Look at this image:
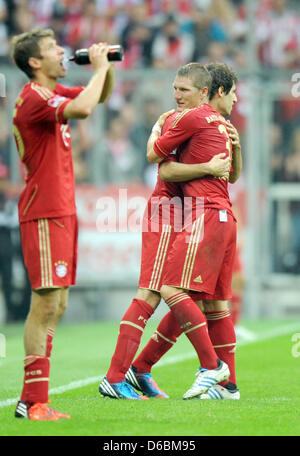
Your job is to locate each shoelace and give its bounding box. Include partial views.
[195,367,208,377]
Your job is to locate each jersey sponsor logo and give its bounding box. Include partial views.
[47,95,67,108]
[55,261,68,278]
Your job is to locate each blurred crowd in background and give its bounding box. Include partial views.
[0,0,299,70]
[0,0,299,184]
[1,0,300,320]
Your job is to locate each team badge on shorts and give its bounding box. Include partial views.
[55,261,68,278]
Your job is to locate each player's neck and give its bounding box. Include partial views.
[32,73,56,91]
[208,100,224,116]
[208,99,219,113]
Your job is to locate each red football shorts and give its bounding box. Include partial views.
[20,215,78,290]
[138,216,176,292]
[162,208,237,300]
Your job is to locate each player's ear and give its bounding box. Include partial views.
[218,86,225,98]
[202,86,209,97]
[28,56,42,72]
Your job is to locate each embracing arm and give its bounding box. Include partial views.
[229,146,242,183]
[146,110,175,163]
[159,153,231,182]
[147,128,163,163]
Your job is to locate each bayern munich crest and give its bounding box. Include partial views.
[55,261,68,278]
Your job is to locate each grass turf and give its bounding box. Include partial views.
[0,319,300,436]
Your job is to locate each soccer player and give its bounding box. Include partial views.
[99,63,231,400]
[11,28,114,420]
[143,62,242,399]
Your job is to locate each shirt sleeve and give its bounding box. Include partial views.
[27,90,72,125]
[154,110,200,159]
[55,84,85,99]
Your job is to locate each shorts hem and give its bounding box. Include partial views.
[162,284,212,294]
[138,286,161,293]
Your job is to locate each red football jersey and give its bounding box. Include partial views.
[13,82,84,222]
[154,103,234,216]
[145,111,184,228]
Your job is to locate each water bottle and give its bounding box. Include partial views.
[69,45,124,64]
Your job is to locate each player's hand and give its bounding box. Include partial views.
[208,153,231,180]
[151,109,175,136]
[226,120,241,150]
[88,43,110,71]
[157,109,175,128]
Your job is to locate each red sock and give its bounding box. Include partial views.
[133,311,182,373]
[46,328,55,358]
[166,293,218,369]
[206,310,237,385]
[230,294,242,326]
[107,298,154,383]
[21,355,50,404]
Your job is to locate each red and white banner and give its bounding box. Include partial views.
[75,183,152,285]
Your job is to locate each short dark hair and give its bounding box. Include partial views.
[11,27,55,79]
[205,62,238,100]
[176,63,212,92]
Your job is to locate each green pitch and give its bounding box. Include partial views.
[0,318,299,436]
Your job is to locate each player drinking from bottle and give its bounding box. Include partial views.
[11,27,114,420]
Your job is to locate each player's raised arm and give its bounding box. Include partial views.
[226,120,242,183]
[159,153,231,182]
[63,43,111,119]
[99,64,115,103]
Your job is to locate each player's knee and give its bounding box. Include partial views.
[203,299,229,312]
[136,288,161,309]
[31,289,60,323]
[57,297,68,318]
[160,285,176,302]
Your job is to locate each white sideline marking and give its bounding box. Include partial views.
[0,322,299,408]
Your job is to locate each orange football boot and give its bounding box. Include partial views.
[28,403,70,421]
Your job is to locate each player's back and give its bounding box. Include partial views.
[178,104,233,215]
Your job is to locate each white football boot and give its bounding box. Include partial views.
[183,360,230,400]
[200,384,240,400]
